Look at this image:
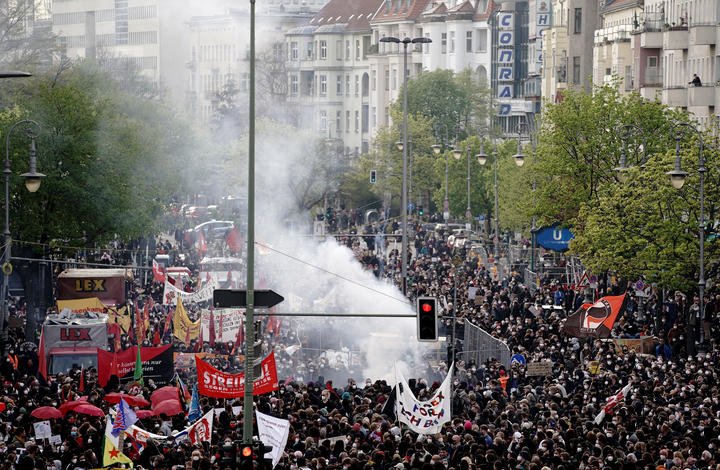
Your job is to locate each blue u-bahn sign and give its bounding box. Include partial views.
[534,223,575,251]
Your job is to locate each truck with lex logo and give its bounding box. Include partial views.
[43,311,108,375]
[56,268,133,307]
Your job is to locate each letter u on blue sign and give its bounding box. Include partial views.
[499,32,513,46]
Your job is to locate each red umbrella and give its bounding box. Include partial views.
[153,399,183,416]
[104,393,150,407]
[59,400,88,415]
[31,406,63,419]
[135,409,154,419]
[151,386,180,406]
[73,404,105,417]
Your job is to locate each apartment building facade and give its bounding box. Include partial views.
[631,0,719,127]
[593,0,642,93]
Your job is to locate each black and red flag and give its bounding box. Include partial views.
[561,293,627,338]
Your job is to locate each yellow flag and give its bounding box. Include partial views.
[173,298,200,343]
[103,435,133,468]
[107,306,132,334]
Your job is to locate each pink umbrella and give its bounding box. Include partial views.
[153,399,183,416]
[31,406,63,419]
[73,404,105,417]
[151,386,180,406]
[104,393,150,407]
[135,410,154,419]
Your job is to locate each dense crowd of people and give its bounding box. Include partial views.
[1,213,719,470]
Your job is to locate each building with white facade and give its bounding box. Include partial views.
[593,0,642,94]
[50,0,189,103]
[285,0,383,156]
[185,7,313,123]
[631,0,719,127]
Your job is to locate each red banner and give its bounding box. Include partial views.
[196,351,278,398]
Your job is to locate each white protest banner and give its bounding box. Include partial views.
[395,364,453,434]
[33,421,51,440]
[201,309,244,343]
[49,435,62,445]
[174,410,214,445]
[163,278,218,305]
[256,411,290,469]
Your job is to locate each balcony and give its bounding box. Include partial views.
[662,87,687,107]
[690,24,716,45]
[639,30,663,48]
[663,27,688,50]
[688,85,714,106]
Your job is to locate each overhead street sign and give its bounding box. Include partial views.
[213,289,285,309]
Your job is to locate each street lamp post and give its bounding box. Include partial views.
[667,123,704,355]
[451,130,472,227]
[380,35,431,295]
[2,120,45,342]
[432,123,449,221]
[615,124,647,183]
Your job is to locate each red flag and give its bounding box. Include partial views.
[135,306,144,343]
[218,311,223,344]
[152,259,166,283]
[108,323,123,352]
[153,329,161,346]
[195,323,204,353]
[267,315,281,338]
[195,352,279,398]
[163,306,174,339]
[232,318,244,355]
[561,293,628,338]
[37,326,47,380]
[198,232,207,256]
[225,226,242,252]
[79,366,85,393]
[110,351,119,377]
[209,309,216,348]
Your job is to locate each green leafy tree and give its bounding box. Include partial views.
[533,80,686,226]
[1,62,203,248]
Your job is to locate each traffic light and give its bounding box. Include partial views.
[239,444,254,470]
[418,206,423,216]
[416,297,438,341]
[255,441,274,470]
[221,442,237,468]
[370,169,376,183]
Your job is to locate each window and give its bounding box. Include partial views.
[290,75,298,94]
[572,56,581,84]
[320,111,327,130]
[624,65,632,90]
[356,40,360,59]
[466,31,472,52]
[371,106,377,127]
[371,70,377,91]
[424,33,431,52]
[290,42,298,59]
[355,75,359,95]
[336,75,342,95]
[320,75,327,95]
[385,70,390,90]
[355,111,359,132]
[449,31,455,53]
[392,69,397,90]
[336,40,342,60]
[320,40,327,59]
[346,40,351,60]
[336,111,342,132]
[384,107,389,125]
[478,29,487,51]
[346,111,350,132]
[574,8,582,34]
[345,74,350,95]
[306,42,313,58]
[441,33,447,53]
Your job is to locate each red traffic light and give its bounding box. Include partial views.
[421,303,432,312]
[241,446,253,457]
